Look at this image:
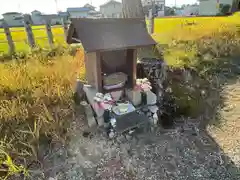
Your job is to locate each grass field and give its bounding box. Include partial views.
[1,14,240,179]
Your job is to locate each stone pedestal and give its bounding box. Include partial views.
[83,85,157,128]
[126,89,157,106]
[146,91,157,105]
[83,85,123,126]
[80,101,97,128]
[126,89,141,106]
[83,85,104,118]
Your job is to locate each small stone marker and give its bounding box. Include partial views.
[146,91,157,105]
[126,89,141,106]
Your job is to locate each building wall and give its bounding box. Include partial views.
[199,0,233,15]
[156,0,165,17]
[0,20,3,28]
[142,0,165,17]
[142,0,152,6]
[51,17,62,25]
[32,15,45,25]
[219,0,233,5]
[2,14,23,27]
[32,11,41,16]
[142,0,165,6]
[100,2,122,18]
[68,11,89,18]
[199,0,218,15]
[183,5,199,15]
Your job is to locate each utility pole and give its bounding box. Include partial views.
[151,0,155,15]
[54,0,58,13]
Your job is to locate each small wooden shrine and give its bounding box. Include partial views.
[67,18,156,93]
[67,18,167,135]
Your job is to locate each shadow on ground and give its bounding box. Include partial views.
[162,55,240,179]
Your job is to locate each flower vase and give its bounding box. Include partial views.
[141,91,147,106]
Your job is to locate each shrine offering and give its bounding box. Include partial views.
[135,78,152,92]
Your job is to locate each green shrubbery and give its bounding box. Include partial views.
[165,28,240,120]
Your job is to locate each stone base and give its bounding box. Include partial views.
[83,85,104,118]
[83,85,123,126]
[81,101,97,128]
[83,85,157,128]
[126,89,157,106]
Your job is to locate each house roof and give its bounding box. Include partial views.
[2,12,22,16]
[83,3,95,9]
[31,10,41,13]
[41,14,61,20]
[67,7,90,12]
[14,17,24,20]
[58,11,69,16]
[88,10,100,14]
[67,18,156,52]
[100,0,121,7]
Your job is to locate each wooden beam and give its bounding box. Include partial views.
[23,15,35,48]
[2,21,15,54]
[45,19,54,48]
[96,51,103,92]
[132,49,137,88]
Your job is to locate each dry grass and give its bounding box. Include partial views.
[0,48,85,179]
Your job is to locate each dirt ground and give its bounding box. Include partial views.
[32,109,239,180]
[208,80,240,171]
[28,69,240,180]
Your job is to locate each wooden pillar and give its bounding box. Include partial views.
[96,51,103,92]
[23,15,35,48]
[84,51,103,92]
[2,21,15,54]
[148,9,154,34]
[127,49,137,88]
[45,19,54,48]
[62,17,68,41]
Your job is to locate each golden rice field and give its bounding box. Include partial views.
[152,13,240,66]
[0,25,66,54]
[1,13,240,54]
[153,13,240,43]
